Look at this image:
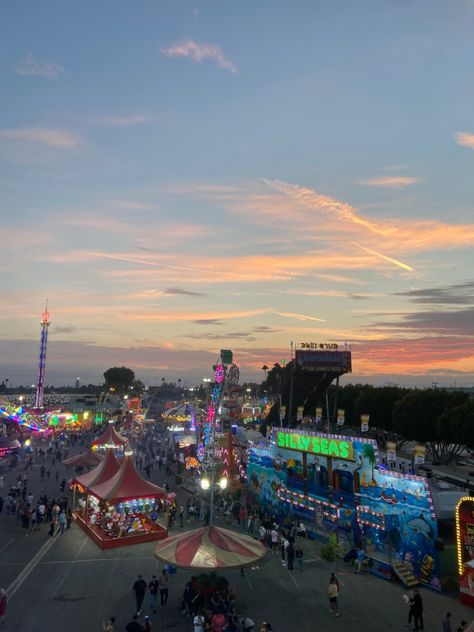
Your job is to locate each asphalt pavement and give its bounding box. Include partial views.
[1,447,473,632]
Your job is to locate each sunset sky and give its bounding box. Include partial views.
[1,1,474,387]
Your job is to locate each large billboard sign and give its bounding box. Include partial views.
[275,430,355,461]
[295,349,352,373]
[456,496,474,607]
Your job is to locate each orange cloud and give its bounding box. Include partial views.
[361,176,419,188]
[455,132,474,149]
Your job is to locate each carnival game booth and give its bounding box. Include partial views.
[91,419,129,452]
[248,427,441,591]
[74,449,168,549]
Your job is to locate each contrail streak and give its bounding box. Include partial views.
[353,242,414,272]
[274,311,326,322]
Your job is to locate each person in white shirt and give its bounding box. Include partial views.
[270,529,278,552]
[193,612,205,632]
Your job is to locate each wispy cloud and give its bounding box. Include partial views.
[161,39,237,74]
[164,287,205,297]
[455,132,474,149]
[16,52,65,79]
[361,176,419,188]
[393,281,474,305]
[0,127,80,148]
[264,178,396,236]
[93,115,150,128]
[194,319,224,326]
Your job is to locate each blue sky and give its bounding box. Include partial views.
[1,0,474,387]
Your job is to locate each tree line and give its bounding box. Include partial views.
[263,362,474,465]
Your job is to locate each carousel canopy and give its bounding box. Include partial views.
[71,449,121,488]
[88,454,167,504]
[162,402,206,423]
[154,526,267,570]
[91,423,128,448]
[63,450,103,469]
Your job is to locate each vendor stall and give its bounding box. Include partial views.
[91,420,129,452]
[74,449,168,549]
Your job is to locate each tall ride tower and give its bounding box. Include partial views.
[35,303,50,410]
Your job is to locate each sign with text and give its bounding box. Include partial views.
[298,342,339,350]
[361,414,369,433]
[276,430,355,461]
[295,349,352,373]
[414,444,426,465]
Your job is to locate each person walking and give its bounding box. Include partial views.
[58,510,66,534]
[102,616,115,631]
[179,505,185,527]
[356,547,365,573]
[270,528,278,553]
[412,588,423,631]
[406,590,415,628]
[143,615,152,632]
[295,544,304,572]
[132,575,147,615]
[194,611,205,632]
[287,541,295,571]
[66,507,72,529]
[158,569,169,607]
[149,575,159,613]
[442,613,452,632]
[328,574,340,617]
[457,621,467,632]
[0,588,7,627]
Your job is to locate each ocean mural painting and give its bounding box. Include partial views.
[247,427,440,590]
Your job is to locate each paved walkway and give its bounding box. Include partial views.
[1,441,473,631]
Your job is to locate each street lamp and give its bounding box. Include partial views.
[218,477,228,490]
[200,477,210,490]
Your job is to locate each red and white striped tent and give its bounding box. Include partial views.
[63,450,103,469]
[154,526,266,570]
[71,449,121,489]
[91,422,128,450]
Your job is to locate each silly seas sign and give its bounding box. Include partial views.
[275,430,355,461]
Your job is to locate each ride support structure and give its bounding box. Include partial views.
[35,304,50,410]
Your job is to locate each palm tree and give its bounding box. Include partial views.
[362,444,377,484]
[261,365,268,381]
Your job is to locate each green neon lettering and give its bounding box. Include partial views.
[299,436,311,451]
[277,432,285,448]
[321,438,329,455]
[339,442,349,459]
[289,434,297,449]
[328,440,339,457]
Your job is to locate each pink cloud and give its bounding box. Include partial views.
[0,127,80,148]
[455,132,474,149]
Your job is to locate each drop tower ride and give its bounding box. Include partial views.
[35,304,50,409]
